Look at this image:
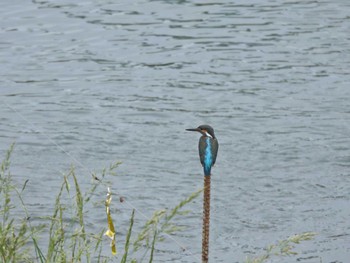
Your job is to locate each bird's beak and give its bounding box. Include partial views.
[186,128,200,132]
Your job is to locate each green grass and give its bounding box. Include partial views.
[0,144,203,263]
[244,232,317,263]
[0,144,316,263]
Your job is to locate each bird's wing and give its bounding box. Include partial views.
[199,136,206,166]
[198,137,219,166]
[212,138,219,165]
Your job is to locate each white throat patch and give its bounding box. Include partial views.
[204,131,213,138]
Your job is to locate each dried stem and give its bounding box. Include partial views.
[202,175,211,263]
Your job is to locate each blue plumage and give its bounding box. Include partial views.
[203,137,212,176]
[186,125,219,176]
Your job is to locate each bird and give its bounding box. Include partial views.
[186,124,219,176]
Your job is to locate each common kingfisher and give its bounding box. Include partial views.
[186,125,219,176]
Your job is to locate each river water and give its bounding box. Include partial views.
[1,0,350,262]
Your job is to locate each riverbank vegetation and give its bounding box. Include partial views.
[0,144,315,262]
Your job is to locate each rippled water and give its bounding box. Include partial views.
[1,0,350,262]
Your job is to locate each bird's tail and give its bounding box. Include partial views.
[204,166,211,176]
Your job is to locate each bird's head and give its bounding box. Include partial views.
[186,124,216,139]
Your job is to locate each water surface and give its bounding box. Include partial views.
[1,0,350,262]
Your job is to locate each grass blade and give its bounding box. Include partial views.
[121,209,135,263]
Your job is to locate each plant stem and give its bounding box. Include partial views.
[202,175,211,263]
